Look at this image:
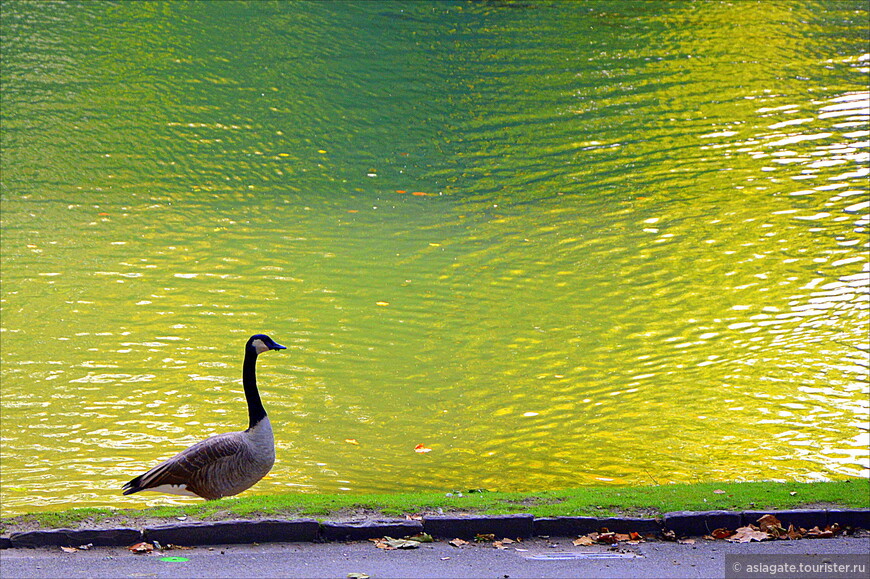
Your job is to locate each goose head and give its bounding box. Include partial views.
[247,334,287,355]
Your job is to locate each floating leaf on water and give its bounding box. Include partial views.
[345,439,360,445]
[396,190,407,194]
[414,444,432,453]
[712,489,726,494]
[376,301,390,307]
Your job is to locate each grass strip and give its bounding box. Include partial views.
[2,479,867,533]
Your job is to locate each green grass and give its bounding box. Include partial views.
[2,480,867,533]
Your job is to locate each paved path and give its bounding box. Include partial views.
[2,536,868,578]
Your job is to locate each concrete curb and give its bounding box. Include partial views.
[3,509,867,549]
[320,519,422,542]
[423,514,535,539]
[8,528,142,549]
[143,519,319,546]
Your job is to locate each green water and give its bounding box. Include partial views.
[1,1,868,516]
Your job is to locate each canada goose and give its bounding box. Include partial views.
[122,334,285,500]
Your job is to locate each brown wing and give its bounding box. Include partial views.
[122,432,245,499]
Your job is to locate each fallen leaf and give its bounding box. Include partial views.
[375,301,389,307]
[396,190,407,194]
[499,538,515,544]
[713,489,726,494]
[710,528,735,540]
[757,514,786,537]
[782,524,802,540]
[129,542,154,553]
[77,543,93,550]
[596,532,618,544]
[805,526,834,539]
[408,533,433,543]
[573,536,594,546]
[414,444,432,453]
[347,574,370,579]
[789,491,797,496]
[412,192,427,196]
[60,546,78,553]
[756,514,782,532]
[372,536,421,550]
[726,526,771,543]
[345,439,360,445]
[678,538,695,545]
[661,529,677,541]
[474,533,495,542]
[615,533,631,542]
[628,532,643,541]
[448,538,468,547]
[493,541,508,550]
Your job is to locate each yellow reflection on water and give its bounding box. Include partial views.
[1,1,867,516]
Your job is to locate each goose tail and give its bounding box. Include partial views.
[122,476,144,495]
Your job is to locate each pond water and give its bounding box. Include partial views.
[1,1,868,516]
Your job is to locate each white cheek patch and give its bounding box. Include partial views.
[251,339,269,354]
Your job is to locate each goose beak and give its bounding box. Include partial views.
[271,342,287,351]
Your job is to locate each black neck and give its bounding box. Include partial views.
[243,348,267,429]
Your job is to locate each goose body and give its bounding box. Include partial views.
[122,334,285,500]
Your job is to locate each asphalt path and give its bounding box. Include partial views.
[2,536,868,579]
